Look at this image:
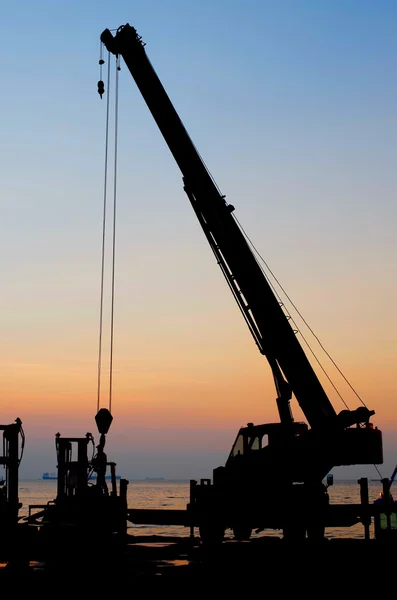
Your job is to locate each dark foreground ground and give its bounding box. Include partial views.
[1,532,396,590]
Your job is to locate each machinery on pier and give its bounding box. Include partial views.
[28,409,128,542]
[0,418,24,529]
[100,24,383,542]
[0,418,25,558]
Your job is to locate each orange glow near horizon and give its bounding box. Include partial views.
[2,318,396,441]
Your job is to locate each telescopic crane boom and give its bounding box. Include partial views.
[100,24,382,540]
[100,24,376,432]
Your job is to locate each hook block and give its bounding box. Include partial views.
[95,408,113,434]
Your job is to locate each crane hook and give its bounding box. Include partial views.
[97,79,105,98]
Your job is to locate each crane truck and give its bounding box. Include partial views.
[100,24,383,542]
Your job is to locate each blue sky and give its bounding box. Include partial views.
[2,1,395,284]
[1,1,396,479]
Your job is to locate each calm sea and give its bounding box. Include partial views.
[17,478,387,540]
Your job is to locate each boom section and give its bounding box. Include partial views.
[100,24,337,429]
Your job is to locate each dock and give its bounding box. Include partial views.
[1,532,397,588]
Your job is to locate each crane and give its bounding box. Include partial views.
[100,24,383,541]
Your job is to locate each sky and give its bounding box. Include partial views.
[1,0,396,481]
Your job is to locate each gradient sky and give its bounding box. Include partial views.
[1,1,396,481]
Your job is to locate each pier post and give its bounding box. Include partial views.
[358,477,370,540]
[189,480,196,539]
[381,478,392,530]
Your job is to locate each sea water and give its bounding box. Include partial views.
[17,478,386,540]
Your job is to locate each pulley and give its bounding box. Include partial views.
[95,408,113,435]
